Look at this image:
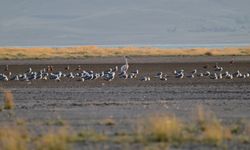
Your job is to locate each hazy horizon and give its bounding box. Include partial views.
[1,0,250,47]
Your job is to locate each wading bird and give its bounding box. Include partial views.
[120,56,129,73]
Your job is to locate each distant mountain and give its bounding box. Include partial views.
[0,0,250,46]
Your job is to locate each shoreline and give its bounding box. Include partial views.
[0,56,250,65]
[0,46,250,60]
[1,43,250,49]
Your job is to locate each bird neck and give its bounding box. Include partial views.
[125,58,128,66]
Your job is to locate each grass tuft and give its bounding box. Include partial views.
[35,127,71,150]
[0,126,29,150]
[3,90,15,110]
[138,115,183,143]
[100,118,116,126]
[194,105,232,145]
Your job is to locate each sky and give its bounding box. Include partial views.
[0,0,250,47]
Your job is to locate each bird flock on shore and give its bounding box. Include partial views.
[0,57,249,83]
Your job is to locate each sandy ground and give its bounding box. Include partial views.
[0,56,250,149]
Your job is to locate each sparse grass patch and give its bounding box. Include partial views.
[44,119,65,126]
[72,130,108,142]
[100,118,116,126]
[0,103,249,149]
[16,118,27,126]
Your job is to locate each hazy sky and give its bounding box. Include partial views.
[0,0,250,46]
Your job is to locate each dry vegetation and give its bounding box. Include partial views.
[0,46,250,59]
[0,126,29,150]
[99,117,116,126]
[3,90,15,110]
[0,110,249,150]
[135,106,234,147]
[0,87,15,110]
[0,101,250,149]
[35,127,71,150]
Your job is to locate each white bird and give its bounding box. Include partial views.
[191,69,197,74]
[104,72,115,81]
[0,74,8,81]
[155,72,163,78]
[197,73,204,77]
[120,56,129,73]
[176,72,184,79]
[140,76,150,81]
[27,67,32,73]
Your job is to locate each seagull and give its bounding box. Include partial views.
[140,76,150,81]
[26,67,32,73]
[226,74,233,79]
[155,72,163,78]
[14,75,19,81]
[204,71,211,76]
[103,72,115,81]
[80,78,85,82]
[215,66,223,72]
[65,65,70,70]
[128,69,139,78]
[246,73,250,77]
[68,72,75,78]
[176,72,184,79]
[197,73,204,77]
[218,73,223,79]
[112,66,118,72]
[174,69,184,75]
[210,73,218,80]
[120,73,128,79]
[76,65,81,71]
[191,69,197,74]
[131,69,139,75]
[160,76,168,81]
[187,74,195,78]
[0,74,8,81]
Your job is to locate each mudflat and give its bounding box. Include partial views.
[1,56,250,149]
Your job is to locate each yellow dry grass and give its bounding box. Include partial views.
[0,46,250,59]
[99,118,116,126]
[138,115,183,143]
[193,105,232,145]
[3,90,15,110]
[0,87,15,110]
[0,104,249,149]
[35,127,71,150]
[0,126,29,150]
[201,119,232,145]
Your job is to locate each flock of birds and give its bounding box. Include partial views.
[0,57,249,83]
